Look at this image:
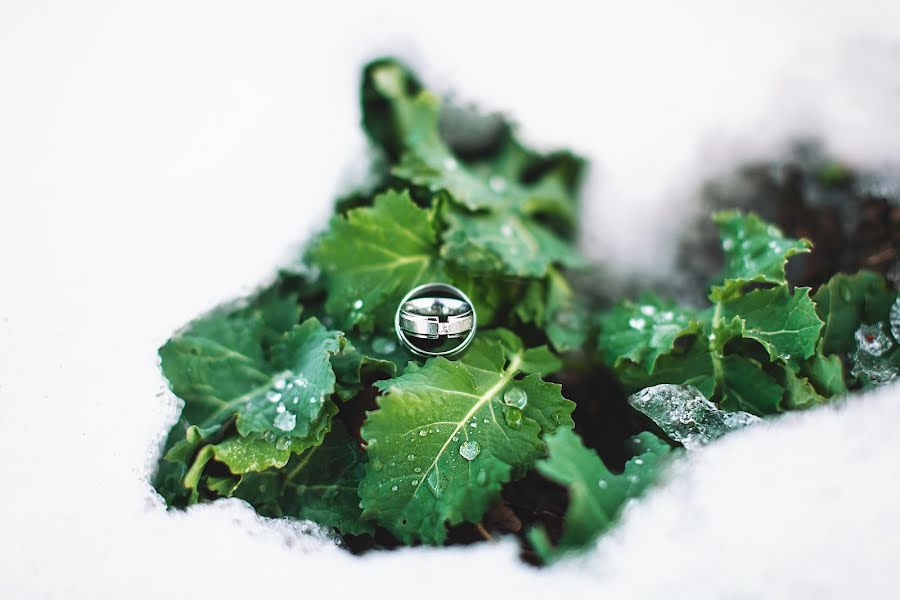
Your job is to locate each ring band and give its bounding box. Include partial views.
[399,297,474,339]
[395,283,478,358]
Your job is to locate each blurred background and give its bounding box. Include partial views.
[1,1,899,598]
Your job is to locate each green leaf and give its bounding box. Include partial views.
[543,267,589,353]
[441,208,582,279]
[718,354,783,415]
[712,210,811,290]
[358,331,574,544]
[529,429,675,562]
[153,419,210,507]
[160,316,345,454]
[720,286,823,361]
[779,362,827,411]
[616,333,717,398]
[813,271,896,355]
[310,189,443,331]
[364,60,576,222]
[797,351,847,398]
[234,421,374,535]
[597,294,701,373]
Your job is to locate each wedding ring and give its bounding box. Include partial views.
[395,283,477,358]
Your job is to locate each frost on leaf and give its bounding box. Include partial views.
[628,384,761,449]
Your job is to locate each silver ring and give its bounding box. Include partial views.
[395,283,477,358]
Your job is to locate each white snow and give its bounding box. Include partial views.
[1,1,900,598]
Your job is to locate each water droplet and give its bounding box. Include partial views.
[275,437,291,451]
[634,458,644,465]
[722,238,735,251]
[407,454,415,461]
[263,430,276,443]
[661,311,674,321]
[309,395,321,404]
[273,379,286,391]
[597,479,608,489]
[503,386,528,409]
[628,475,639,484]
[273,411,296,431]
[443,157,458,171]
[276,402,286,413]
[418,430,427,437]
[629,317,646,330]
[411,480,419,486]
[414,467,422,473]
[500,224,514,237]
[855,322,893,356]
[482,417,490,424]
[459,440,481,461]
[426,470,448,497]
[503,406,523,429]
[452,435,459,442]
[489,175,507,193]
[476,468,487,485]
[266,390,282,402]
[391,485,398,492]
[469,421,477,428]
[370,457,383,472]
[372,336,397,355]
[352,299,364,310]
[640,305,656,316]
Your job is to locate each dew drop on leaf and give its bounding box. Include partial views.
[263,430,276,443]
[275,437,291,451]
[273,411,296,432]
[629,317,646,330]
[476,468,487,485]
[597,479,608,489]
[418,430,427,437]
[276,402,286,413]
[266,391,281,403]
[391,485,398,492]
[352,299,364,310]
[503,386,528,409]
[407,454,415,461]
[489,175,507,193]
[503,405,523,429]
[426,470,448,497]
[459,440,481,461]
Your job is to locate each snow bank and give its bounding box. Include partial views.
[1,1,899,597]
